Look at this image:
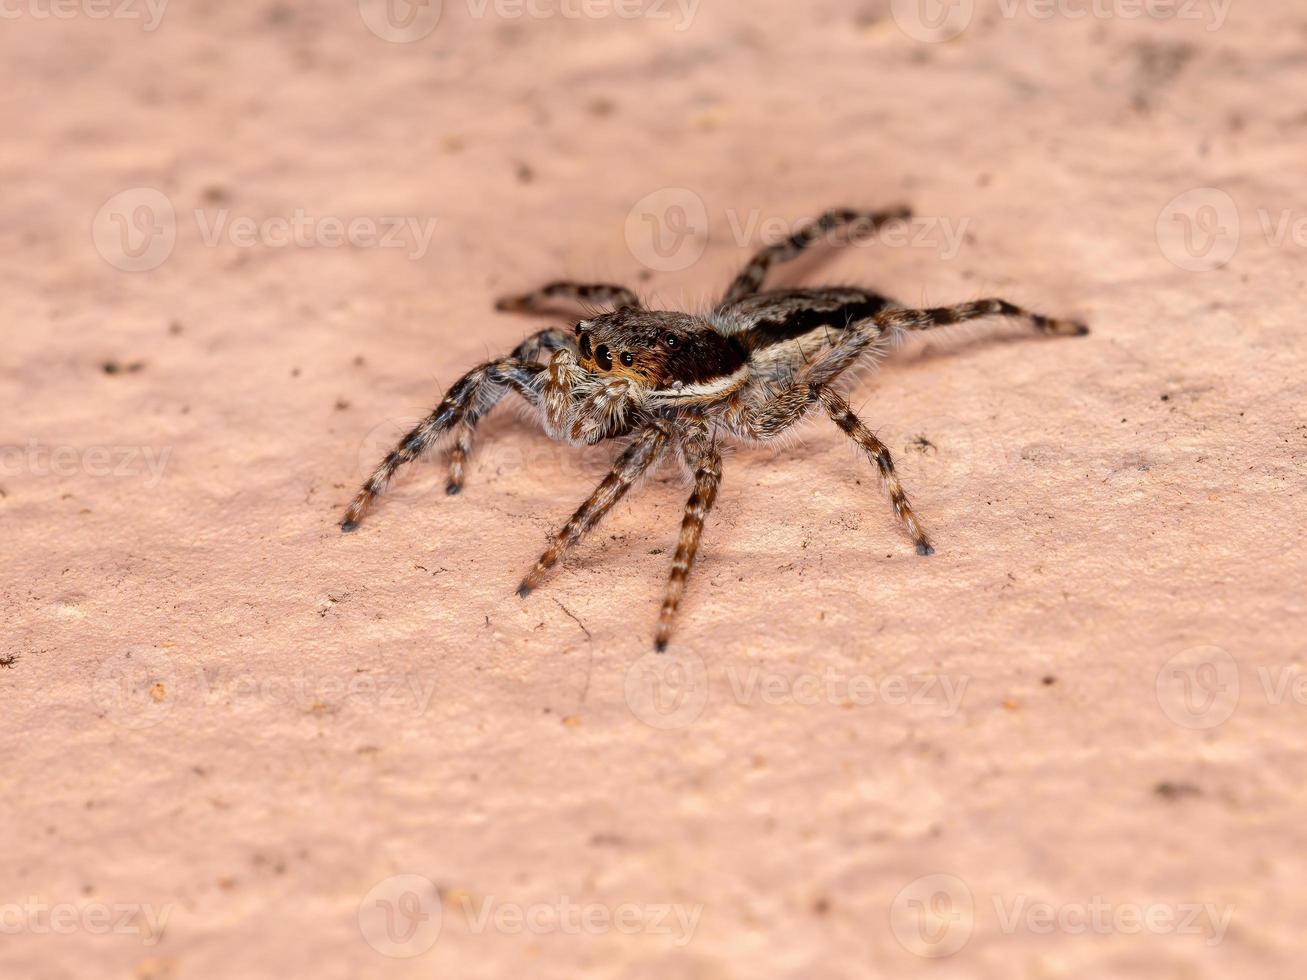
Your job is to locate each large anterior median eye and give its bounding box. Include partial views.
[579,333,592,359]
[594,344,613,371]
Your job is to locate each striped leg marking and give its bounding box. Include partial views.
[877,298,1089,338]
[517,424,669,596]
[719,205,912,306]
[654,425,723,652]
[443,328,573,494]
[818,388,933,556]
[496,281,641,315]
[803,297,1089,389]
[341,359,543,531]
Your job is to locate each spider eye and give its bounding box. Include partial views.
[619,352,634,367]
[664,334,679,349]
[579,333,592,359]
[595,344,613,371]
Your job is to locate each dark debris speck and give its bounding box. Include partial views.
[102,360,145,375]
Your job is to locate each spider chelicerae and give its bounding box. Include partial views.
[342,206,1088,650]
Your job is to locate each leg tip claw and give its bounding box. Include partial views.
[446,482,462,496]
[516,582,533,599]
[340,520,359,534]
[917,543,935,556]
[1047,319,1090,338]
[654,638,669,654]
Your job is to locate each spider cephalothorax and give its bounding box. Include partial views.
[342,206,1088,650]
[575,310,748,401]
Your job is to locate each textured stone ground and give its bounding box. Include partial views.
[3,1,1305,977]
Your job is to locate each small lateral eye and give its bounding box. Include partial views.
[664,334,679,349]
[619,352,634,367]
[579,333,592,358]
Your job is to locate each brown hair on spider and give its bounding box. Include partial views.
[574,309,747,391]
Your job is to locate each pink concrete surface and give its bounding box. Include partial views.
[3,1,1305,977]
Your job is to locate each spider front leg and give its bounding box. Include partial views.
[654,421,723,652]
[517,423,670,596]
[341,357,544,531]
[719,205,912,306]
[541,348,642,446]
[495,281,641,315]
[444,328,574,495]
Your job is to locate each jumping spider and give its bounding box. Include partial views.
[342,206,1087,650]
